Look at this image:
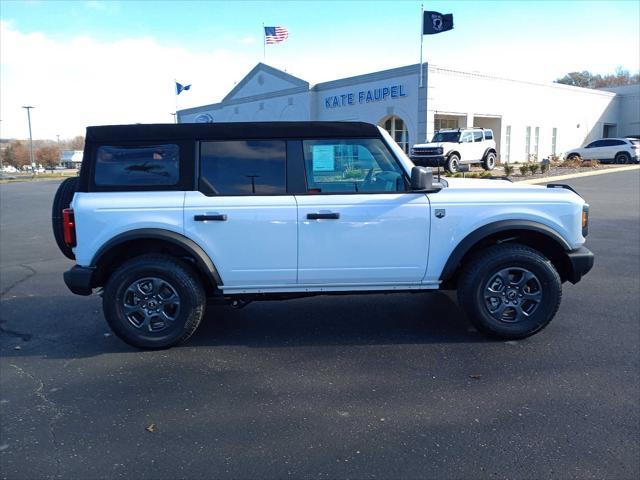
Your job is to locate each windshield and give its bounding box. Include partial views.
[377,126,414,173]
[432,131,460,143]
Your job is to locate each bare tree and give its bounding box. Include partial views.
[556,67,639,89]
[1,140,31,169]
[36,145,61,171]
[69,136,85,151]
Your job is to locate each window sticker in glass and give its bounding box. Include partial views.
[95,144,179,186]
[302,139,405,194]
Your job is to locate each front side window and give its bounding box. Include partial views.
[302,139,406,193]
[200,140,286,195]
[461,132,473,143]
[95,144,179,186]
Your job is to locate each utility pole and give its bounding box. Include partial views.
[170,113,177,124]
[22,106,35,177]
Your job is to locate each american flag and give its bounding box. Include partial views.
[264,26,288,44]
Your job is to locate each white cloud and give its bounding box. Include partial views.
[240,36,256,45]
[0,21,256,139]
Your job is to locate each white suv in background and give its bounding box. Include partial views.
[411,128,498,173]
[565,138,639,164]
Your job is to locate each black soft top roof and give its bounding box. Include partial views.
[85,122,381,143]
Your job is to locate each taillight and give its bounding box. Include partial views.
[62,208,76,247]
[582,204,589,237]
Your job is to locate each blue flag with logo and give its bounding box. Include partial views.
[176,82,191,95]
[423,11,454,35]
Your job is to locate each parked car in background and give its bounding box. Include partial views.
[410,127,498,173]
[565,138,639,164]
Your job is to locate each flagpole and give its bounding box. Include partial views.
[419,4,424,88]
[174,78,178,123]
[262,23,266,62]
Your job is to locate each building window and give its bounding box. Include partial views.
[551,128,557,156]
[381,116,409,153]
[434,118,458,130]
[534,127,540,160]
[505,126,511,163]
[525,126,531,160]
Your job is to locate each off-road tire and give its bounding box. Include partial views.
[51,177,79,260]
[567,153,581,162]
[446,154,460,173]
[482,152,497,171]
[615,152,630,164]
[457,243,562,340]
[103,254,206,349]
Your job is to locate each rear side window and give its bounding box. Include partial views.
[473,131,483,142]
[95,145,180,186]
[484,130,494,140]
[200,140,286,195]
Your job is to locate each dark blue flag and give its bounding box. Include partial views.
[423,11,454,35]
[176,82,191,95]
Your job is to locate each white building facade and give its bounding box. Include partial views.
[178,63,639,163]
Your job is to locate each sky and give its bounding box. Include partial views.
[1,0,639,140]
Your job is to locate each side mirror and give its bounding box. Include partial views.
[411,166,433,191]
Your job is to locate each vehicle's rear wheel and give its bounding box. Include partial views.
[482,152,497,171]
[615,152,630,164]
[457,244,562,339]
[103,255,206,349]
[51,177,79,260]
[446,154,460,173]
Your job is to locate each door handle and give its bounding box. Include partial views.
[307,212,340,220]
[194,214,227,221]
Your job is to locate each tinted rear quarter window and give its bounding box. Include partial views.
[95,144,180,186]
[200,140,286,195]
[484,130,493,140]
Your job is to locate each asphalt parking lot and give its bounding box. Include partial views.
[1,170,639,480]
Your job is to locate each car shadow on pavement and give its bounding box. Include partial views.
[189,291,484,349]
[0,291,486,359]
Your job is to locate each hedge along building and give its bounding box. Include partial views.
[178,62,639,163]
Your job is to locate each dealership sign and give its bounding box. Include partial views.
[324,84,407,109]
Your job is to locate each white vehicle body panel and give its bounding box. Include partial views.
[295,193,431,285]
[72,191,185,266]
[183,192,298,287]
[71,127,588,296]
[424,178,585,283]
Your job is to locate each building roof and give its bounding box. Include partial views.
[85,122,381,142]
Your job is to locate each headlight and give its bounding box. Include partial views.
[436,147,443,155]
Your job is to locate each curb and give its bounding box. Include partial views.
[517,165,640,185]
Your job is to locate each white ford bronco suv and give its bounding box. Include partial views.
[53,122,593,349]
[411,127,497,173]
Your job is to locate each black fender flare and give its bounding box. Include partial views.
[482,148,497,160]
[440,220,571,282]
[91,228,223,286]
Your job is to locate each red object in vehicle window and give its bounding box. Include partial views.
[308,188,321,194]
[62,208,76,247]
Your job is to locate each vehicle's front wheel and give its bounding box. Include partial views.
[482,152,497,171]
[446,154,460,173]
[103,255,206,349]
[615,152,630,164]
[567,153,581,162]
[457,244,562,339]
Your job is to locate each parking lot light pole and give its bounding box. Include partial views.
[22,106,35,177]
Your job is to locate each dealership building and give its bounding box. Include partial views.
[178,62,640,162]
